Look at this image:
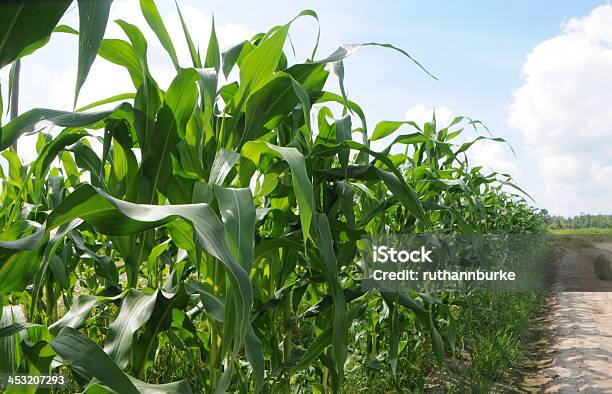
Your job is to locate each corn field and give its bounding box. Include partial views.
[0,1,546,393]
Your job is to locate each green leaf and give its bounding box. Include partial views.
[0,305,26,373]
[0,249,45,295]
[298,9,320,60]
[0,80,3,122]
[51,327,140,394]
[176,1,201,68]
[243,72,298,141]
[104,289,157,369]
[290,76,312,137]
[48,294,108,335]
[140,68,200,201]
[390,309,401,377]
[312,141,429,225]
[374,167,428,225]
[241,141,315,243]
[131,285,190,378]
[99,39,144,87]
[0,322,40,338]
[231,25,289,111]
[129,376,193,394]
[185,281,225,322]
[115,20,149,71]
[221,41,244,78]
[60,150,80,186]
[77,92,136,112]
[245,323,264,390]
[314,91,367,134]
[314,42,437,81]
[214,185,264,388]
[32,128,90,198]
[241,64,325,144]
[49,254,70,290]
[50,23,140,85]
[214,186,255,270]
[314,213,348,385]
[71,141,106,191]
[455,135,510,156]
[139,0,179,70]
[205,17,220,73]
[209,148,240,187]
[0,0,71,68]
[0,104,130,152]
[75,0,114,106]
[71,232,120,287]
[371,120,421,141]
[429,315,445,365]
[83,377,193,394]
[6,60,17,121]
[1,150,23,189]
[289,327,332,373]
[335,115,352,173]
[133,75,162,155]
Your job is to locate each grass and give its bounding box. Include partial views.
[452,291,545,392]
[551,227,612,235]
[551,227,612,246]
[342,291,546,393]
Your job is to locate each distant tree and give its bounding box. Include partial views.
[549,214,612,229]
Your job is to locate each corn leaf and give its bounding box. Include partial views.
[51,327,141,394]
[0,0,71,68]
[75,0,114,106]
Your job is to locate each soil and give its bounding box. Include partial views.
[516,242,612,393]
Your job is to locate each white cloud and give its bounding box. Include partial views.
[468,140,520,176]
[405,104,454,127]
[509,4,612,215]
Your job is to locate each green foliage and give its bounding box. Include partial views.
[548,213,612,230]
[75,0,114,106]
[0,0,71,69]
[454,291,544,393]
[0,1,546,392]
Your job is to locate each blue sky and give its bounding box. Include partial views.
[2,0,612,216]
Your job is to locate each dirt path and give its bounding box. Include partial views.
[532,243,612,393]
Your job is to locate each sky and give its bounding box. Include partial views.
[1,0,612,216]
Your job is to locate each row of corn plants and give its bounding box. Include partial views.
[0,1,546,392]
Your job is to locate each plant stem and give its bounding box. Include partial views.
[209,259,221,388]
[10,59,20,151]
[282,293,292,392]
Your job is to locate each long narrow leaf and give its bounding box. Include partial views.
[75,0,114,106]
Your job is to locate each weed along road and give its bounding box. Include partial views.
[536,242,612,392]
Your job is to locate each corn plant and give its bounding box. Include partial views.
[0,1,545,392]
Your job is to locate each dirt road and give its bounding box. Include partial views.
[536,243,612,393]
